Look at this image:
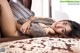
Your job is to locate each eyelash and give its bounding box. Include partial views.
[61,28,66,34]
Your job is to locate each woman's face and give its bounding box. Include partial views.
[51,20,72,35]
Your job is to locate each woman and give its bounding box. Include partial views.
[19,18,80,38]
[0,0,80,38]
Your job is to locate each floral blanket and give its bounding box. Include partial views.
[0,37,80,53]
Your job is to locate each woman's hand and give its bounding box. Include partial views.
[20,20,31,34]
[20,16,36,34]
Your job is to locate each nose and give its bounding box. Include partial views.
[55,24,63,28]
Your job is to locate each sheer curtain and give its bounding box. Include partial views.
[51,0,69,21]
[31,0,49,18]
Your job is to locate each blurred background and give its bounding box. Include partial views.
[31,0,80,23]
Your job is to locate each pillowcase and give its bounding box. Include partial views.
[9,0,35,20]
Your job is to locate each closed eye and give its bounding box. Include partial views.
[61,28,66,34]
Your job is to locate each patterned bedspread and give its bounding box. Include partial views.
[0,37,80,53]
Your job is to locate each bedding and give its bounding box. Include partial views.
[9,0,34,20]
[0,37,80,53]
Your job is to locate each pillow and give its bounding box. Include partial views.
[9,0,34,20]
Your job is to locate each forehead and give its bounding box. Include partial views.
[59,20,71,26]
[58,20,71,24]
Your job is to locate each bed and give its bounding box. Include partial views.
[0,37,80,53]
[0,0,80,53]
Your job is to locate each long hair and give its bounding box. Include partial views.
[63,20,80,38]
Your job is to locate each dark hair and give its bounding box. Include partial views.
[63,20,80,38]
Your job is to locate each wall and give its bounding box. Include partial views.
[52,0,69,21]
[60,0,80,23]
[31,0,80,23]
[31,0,49,17]
[52,0,80,23]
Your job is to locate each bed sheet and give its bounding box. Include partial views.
[0,37,80,53]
